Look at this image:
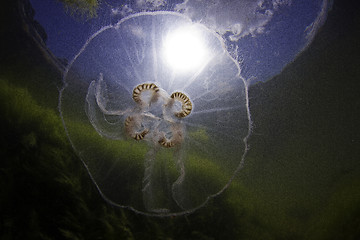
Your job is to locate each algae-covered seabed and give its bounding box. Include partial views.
[1,0,359,239]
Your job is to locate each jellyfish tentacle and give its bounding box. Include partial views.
[170,92,193,118]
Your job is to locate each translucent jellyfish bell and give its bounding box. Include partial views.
[60,12,249,216]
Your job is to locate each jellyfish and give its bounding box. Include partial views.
[57,0,332,216]
[60,12,249,216]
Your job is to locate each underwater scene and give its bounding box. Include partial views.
[1,0,359,239]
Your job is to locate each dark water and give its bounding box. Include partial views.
[1,0,359,239]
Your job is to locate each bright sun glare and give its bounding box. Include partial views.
[163,27,208,72]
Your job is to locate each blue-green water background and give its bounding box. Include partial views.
[0,0,359,239]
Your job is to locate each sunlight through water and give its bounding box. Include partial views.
[163,26,209,73]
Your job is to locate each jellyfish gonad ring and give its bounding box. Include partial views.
[170,92,192,118]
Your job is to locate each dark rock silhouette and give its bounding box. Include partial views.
[1,0,65,73]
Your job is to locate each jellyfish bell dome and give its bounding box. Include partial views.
[60,11,249,216]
